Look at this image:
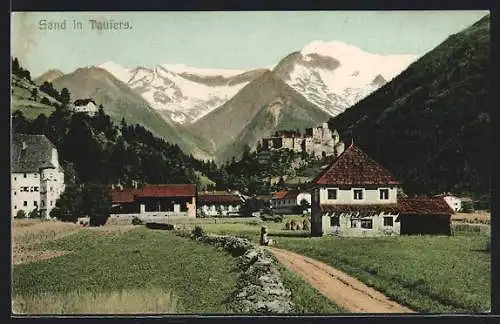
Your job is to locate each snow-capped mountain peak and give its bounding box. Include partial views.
[97,61,133,83]
[99,40,418,124]
[275,40,419,116]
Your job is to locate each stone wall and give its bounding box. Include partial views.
[174,226,293,313]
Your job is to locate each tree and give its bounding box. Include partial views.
[82,182,112,226]
[50,184,84,222]
[31,88,38,101]
[60,88,71,106]
[12,57,20,74]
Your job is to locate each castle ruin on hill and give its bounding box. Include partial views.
[261,122,345,158]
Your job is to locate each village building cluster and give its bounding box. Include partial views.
[11,129,474,238]
[261,122,346,158]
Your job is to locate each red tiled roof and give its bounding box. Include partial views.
[110,189,137,203]
[198,194,243,204]
[272,189,300,200]
[321,204,399,214]
[320,197,453,216]
[312,144,400,186]
[398,197,454,215]
[135,184,196,198]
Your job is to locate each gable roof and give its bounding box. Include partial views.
[73,98,97,106]
[135,184,196,198]
[109,188,138,203]
[398,197,454,215]
[320,197,453,216]
[11,133,57,173]
[272,189,302,200]
[311,144,400,186]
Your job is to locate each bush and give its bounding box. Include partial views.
[28,207,40,218]
[192,226,205,238]
[145,222,174,230]
[261,214,283,223]
[15,210,26,219]
[132,216,143,225]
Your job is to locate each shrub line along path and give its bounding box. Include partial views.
[265,246,415,313]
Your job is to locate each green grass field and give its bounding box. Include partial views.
[198,216,491,313]
[12,224,341,314]
[12,227,240,314]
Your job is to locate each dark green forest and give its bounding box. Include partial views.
[327,14,490,202]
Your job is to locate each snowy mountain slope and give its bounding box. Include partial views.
[274,40,418,116]
[97,40,417,125]
[98,62,264,124]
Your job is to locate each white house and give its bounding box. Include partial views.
[71,99,99,116]
[271,189,311,214]
[309,143,453,237]
[11,134,66,218]
[197,191,245,217]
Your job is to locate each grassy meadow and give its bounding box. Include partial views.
[12,226,240,314]
[11,220,341,314]
[196,215,491,313]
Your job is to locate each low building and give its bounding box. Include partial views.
[197,191,245,217]
[110,184,196,218]
[71,99,99,116]
[271,189,311,215]
[11,134,66,219]
[309,143,454,237]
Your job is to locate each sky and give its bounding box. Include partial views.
[11,10,489,77]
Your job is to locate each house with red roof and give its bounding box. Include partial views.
[271,189,311,215]
[110,184,196,218]
[197,190,245,217]
[309,143,454,237]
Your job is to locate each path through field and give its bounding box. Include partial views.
[266,246,415,313]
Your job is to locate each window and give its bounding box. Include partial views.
[34,201,38,206]
[50,201,53,206]
[14,191,16,196]
[50,187,53,192]
[330,216,340,226]
[41,201,45,207]
[23,173,27,178]
[361,219,373,229]
[14,205,17,210]
[379,189,389,200]
[30,187,34,192]
[23,201,27,207]
[350,219,358,228]
[14,177,16,181]
[353,189,364,200]
[384,216,393,227]
[34,186,39,192]
[327,189,338,200]
[34,173,38,178]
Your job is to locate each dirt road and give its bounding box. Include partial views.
[266,246,414,313]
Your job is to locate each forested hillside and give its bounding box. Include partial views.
[328,14,490,200]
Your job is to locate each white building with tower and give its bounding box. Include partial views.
[11,134,66,218]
